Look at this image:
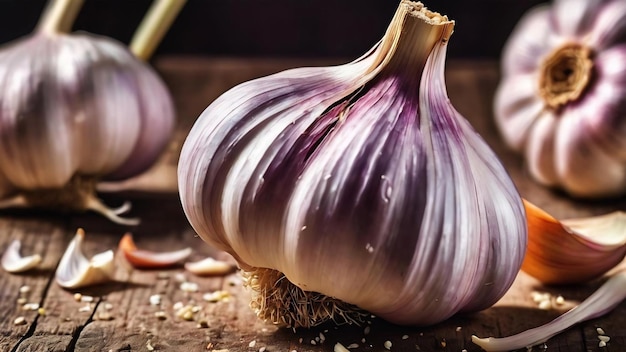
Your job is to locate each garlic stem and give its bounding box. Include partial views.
[472,272,626,351]
[129,0,187,61]
[37,0,85,34]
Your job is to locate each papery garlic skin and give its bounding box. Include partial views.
[472,272,626,351]
[495,0,626,198]
[1,240,42,273]
[55,228,114,289]
[179,0,526,326]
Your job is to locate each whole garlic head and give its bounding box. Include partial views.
[0,0,175,224]
[495,0,626,198]
[179,1,526,327]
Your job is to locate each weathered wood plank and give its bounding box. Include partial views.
[1,58,625,352]
[0,216,66,352]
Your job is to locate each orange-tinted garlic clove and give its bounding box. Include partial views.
[523,200,626,285]
[118,233,191,269]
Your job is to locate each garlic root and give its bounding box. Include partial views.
[472,272,626,351]
[242,267,369,328]
[84,198,140,226]
[0,176,139,226]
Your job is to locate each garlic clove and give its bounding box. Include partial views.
[589,0,626,49]
[184,257,235,276]
[1,240,42,273]
[551,0,600,38]
[493,74,544,151]
[472,271,626,352]
[55,228,114,289]
[118,233,191,269]
[522,200,626,284]
[524,112,559,187]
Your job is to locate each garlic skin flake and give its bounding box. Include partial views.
[495,0,626,198]
[472,272,626,351]
[523,200,626,284]
[0,0,175,224]
[178,0,526,327]
[1,240,42,273]
[56,228,114,289]
[118,233,192,269]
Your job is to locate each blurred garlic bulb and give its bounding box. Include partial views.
[0,0,185,224]
[523,200,626,285]
[179,1,526,327]
[495,0,626,198]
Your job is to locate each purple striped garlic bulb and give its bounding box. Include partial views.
[178,0,527,327]
[0,0,176,224]
[495,0,626,198]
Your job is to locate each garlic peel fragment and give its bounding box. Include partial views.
[1,240,42,273]
[184,257,235,276]
[523,200,626,284]
[55,228,114,289]
[472,272,626,352]
[118,233,191,269]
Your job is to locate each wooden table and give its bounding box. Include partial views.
[1,57,625,352]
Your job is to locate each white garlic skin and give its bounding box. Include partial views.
[0,31,174,192]
[179,2,526,326]
[495,0,626,198]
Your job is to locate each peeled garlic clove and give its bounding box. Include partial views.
[179,0,526,327]
[118,233,191,269]
[472,271,626,351]
[0,0,178,224]
[1,240,42,273]
[185,257,235,276]
[522,200,626,285]
[56,228,114,289]
[495,0,626,198]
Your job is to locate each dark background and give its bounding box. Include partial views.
[0,0,548,59]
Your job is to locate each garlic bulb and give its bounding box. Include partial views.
[0,0,178,224]
[179,0,526,328]
[495,0,626,198]
[523,200,626,285]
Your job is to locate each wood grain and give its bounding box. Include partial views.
[0,57,624,352]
